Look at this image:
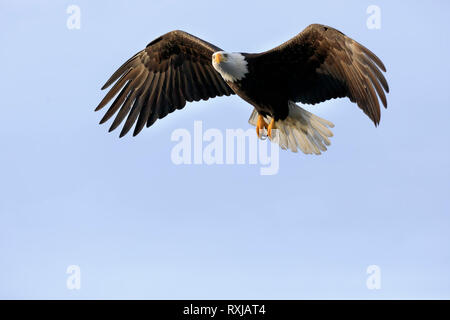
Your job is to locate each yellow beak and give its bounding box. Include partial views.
[214,53,222,64]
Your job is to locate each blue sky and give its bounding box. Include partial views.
[1,0,449,299]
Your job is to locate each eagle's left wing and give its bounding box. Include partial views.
[253,24,389,126]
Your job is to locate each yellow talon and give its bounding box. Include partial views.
[267,118,275,139]
[256,114,268,138]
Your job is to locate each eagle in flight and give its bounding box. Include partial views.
[96,24,389,154]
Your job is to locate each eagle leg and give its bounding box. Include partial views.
[267,118,275,139]
[256,114,268,138]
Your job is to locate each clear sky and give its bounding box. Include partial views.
[1,0,449,299]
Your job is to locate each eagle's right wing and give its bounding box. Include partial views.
[95,30,234,137]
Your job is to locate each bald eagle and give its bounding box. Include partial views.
[96,24,389,154]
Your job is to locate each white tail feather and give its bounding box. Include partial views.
[248,101,335,154]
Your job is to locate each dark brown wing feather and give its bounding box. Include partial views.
[253,24,389,125]
[96,30,234,137]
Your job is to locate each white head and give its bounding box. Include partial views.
[212,51,249,83]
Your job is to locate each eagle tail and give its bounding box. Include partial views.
[248,102,335,154]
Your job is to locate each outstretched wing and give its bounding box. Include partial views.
[96,30,234,137]
[254,24,389,125]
